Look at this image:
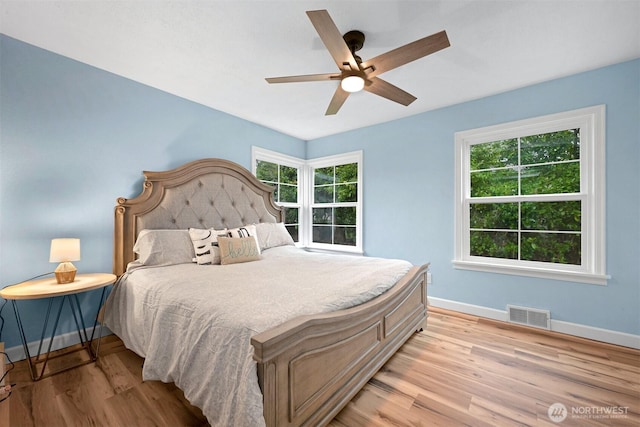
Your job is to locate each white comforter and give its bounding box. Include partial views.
[103,246,412,426]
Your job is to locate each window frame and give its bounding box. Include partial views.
[453,105,607,285]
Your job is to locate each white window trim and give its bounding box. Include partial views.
[252,147,363,254]
[453,105,608,285]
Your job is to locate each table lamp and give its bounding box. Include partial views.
[49,238,81,284]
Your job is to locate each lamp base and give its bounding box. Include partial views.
[54,262,77,284]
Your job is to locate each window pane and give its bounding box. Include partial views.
[336,183,357,203]
[471,168,519,197]
[521,201,581,231]
[334,227,356,246]
[470,139,518,170]
[521,129,580,165]
[282,206,298,243]
[286,225,299,242]
[335,163,357,183]
[312,207,332,224]
[280,165,297,185]
[279,184,297,203]
[314,186,334,203]
[313,226,332,244]
[470,203,518,229]
[520,162,580,195]
[470,231,518,259]
[335,207,356,225]
[314,167,334,185]
[521,232,581,264]
[284,207,298,224]
[256,160,278,182]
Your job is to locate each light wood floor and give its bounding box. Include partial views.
[1,307,638,426]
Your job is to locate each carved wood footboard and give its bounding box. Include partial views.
[252,263,429,427]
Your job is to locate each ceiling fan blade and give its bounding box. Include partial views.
[361,30,450,78]
[306,10,359,71]
[266,73,340,84]
[325,85,350,115]
[364,77,417,106]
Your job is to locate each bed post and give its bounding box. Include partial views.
[113,203,127,276]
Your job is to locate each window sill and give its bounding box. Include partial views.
[452,260,609,285]
[305,246,364,256]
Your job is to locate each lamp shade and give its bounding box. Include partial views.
[49,238,81,263]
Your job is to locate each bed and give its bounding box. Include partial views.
[106,158,429,427]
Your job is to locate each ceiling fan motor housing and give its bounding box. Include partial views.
[343,30,365,52]
[343,30,365,64]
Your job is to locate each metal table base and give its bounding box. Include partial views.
[11,287,107,381]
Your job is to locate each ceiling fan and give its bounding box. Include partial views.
[265,9,450,115]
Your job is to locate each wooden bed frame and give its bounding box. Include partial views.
[113,158,429,427]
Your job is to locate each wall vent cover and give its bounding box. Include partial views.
[507,305,550,330]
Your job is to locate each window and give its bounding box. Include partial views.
[454,105,607,285]
[309,153,361,250]
[252,148,303,242]
[252,148,363,253]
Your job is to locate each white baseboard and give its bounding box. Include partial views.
[4,326,112,363]
[428,297,640,350]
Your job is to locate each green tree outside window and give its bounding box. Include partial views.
[469,130,581,265]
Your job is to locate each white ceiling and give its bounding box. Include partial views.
[1,1,639,140]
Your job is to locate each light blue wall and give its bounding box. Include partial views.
[1,33,638,353]
[308,59,640,336]
[0,35,304,348]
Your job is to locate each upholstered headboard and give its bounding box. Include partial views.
[113,158,283,275]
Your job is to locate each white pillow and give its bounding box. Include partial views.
[133,229,195,266]
[189,228,228,265]
[226,224,261,254]
[254,222,295,250]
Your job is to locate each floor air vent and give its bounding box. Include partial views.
[507,305,550,330]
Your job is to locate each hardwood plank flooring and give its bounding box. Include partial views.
[330,308,640,427]
[2,337,208,427]
[1,308,638,426]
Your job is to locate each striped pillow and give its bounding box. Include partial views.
[188,228,228,265]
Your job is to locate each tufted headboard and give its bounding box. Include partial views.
[113,158,283,276]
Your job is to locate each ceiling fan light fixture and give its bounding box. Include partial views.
[341,75,365,92]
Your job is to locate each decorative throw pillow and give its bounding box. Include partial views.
[218,237,262,265]
[133,229,195,266]
[226,224,261,254]
[188,228,228,265]
[254,222,295,250]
